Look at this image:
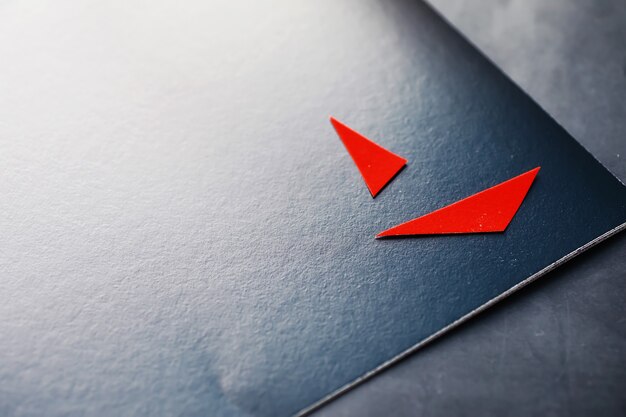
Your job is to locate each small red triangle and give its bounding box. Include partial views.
[330,117,407,198]
[376,167,540,238]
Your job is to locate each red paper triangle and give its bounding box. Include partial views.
[376,167,540,238]
[330,117,407,198]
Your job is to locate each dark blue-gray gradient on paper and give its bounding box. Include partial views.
[0,1,625,416]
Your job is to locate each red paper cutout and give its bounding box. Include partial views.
[376,167,540,238]
[330,117,407,198]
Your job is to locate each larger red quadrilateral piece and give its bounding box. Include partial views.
[376,167,540,238]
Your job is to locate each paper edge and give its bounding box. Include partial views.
[296,221,626,416]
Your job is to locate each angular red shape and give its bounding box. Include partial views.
[376,167,540,238]
[330,116,407,198]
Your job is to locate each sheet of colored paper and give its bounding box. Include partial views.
[0,1,625,416]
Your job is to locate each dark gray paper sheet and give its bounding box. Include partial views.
[1,1,625,416]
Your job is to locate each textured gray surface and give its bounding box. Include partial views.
[314,234,626,417]
[430,0,626,183]
[314,1,626,416]
[1,1,625,416]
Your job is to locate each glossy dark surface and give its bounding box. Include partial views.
[1,1,625,416]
